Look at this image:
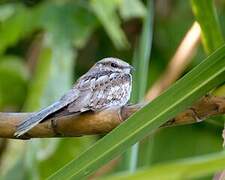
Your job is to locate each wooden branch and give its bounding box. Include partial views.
[0,95,224,139]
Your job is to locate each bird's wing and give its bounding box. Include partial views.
[67,72,131,112]
[67,73,110,112]
[14,89,80,137]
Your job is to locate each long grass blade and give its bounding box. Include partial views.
[49,45,225,179]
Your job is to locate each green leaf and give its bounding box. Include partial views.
[36,2,98,48]
[39,137,95,179]
[91,0,129,49]
[0,5,37,54]
[0,3,15,22]
[0,56,28,110]
[132,0,154,102]
[191,0,224,54]
[105,151,225,180]
[119,0,146,20]
[23,47,52,111]
[49,44,225,179]
[126,0,154,171]
[191,0,225,101]
[3,156,26,180]
[139,123,223,165]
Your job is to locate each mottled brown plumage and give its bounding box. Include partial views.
[15,57,133,137]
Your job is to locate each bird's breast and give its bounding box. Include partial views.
[89,73,132,111]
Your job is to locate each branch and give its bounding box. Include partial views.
[0,95,224,139]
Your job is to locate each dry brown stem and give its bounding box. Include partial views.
[146,22,201,100]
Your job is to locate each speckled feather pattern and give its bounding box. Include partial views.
[67,71,132,112]
[86,72,131,111]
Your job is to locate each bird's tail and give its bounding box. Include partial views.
[14,101,63,137]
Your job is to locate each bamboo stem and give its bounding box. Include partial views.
[0,95,224,139]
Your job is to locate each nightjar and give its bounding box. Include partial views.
[15,57,133,137]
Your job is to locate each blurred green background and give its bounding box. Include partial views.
[0,0,225,179]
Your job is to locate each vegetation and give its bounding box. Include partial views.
[0,0,225,179]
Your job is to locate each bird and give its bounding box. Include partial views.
[15,57,133,137]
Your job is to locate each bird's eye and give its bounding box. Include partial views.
[111,63,118,68]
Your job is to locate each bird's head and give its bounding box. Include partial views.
[90,57,134,74]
